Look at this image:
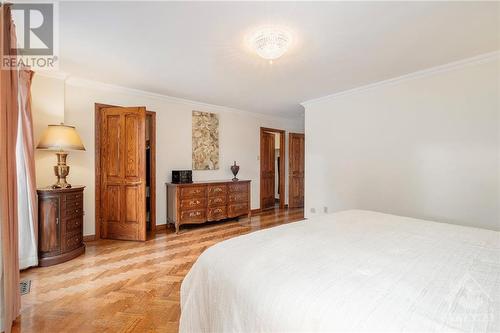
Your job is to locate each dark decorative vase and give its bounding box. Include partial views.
[231,161,240,181]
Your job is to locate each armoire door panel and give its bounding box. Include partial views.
[125,185,141,222]
[125,113,140,178]
[105,185,121,223]
[105,115,122,178]
[106,222,138,240]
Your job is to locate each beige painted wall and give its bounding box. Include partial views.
[304,55,499,230]
[31,75,66,187]
[32,75,304,236]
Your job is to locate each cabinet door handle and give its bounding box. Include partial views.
[56,217,59,225]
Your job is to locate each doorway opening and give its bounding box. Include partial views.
[288,133,305,208]
[94,103,156,241]
[260,127,285,211]
[145,112,156,236]
[274,133,281,208]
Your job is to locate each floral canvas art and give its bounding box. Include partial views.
[192,111,219,170]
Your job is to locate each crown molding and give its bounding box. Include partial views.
[301,50,500,108]
[35,72,298,123]
[35,70,70,81]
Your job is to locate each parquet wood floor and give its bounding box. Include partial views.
[13,207,304,333]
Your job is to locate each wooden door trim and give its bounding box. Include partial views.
[260,127,286,210]
[288,132,305,209]
[95,103,156,240]
[146,111,156,233]
[95,103,115,240]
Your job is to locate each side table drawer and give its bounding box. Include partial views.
[65,233,83,252]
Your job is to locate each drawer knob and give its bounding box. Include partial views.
[189,211,200,217]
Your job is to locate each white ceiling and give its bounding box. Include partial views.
[59,1,499,118]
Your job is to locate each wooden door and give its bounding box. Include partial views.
[260,131,276,210]
[289,133,305,208]
[100,106,146,241]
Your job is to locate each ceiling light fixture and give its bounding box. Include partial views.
[250,26,292,64]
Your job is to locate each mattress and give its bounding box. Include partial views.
[180,210,500,332]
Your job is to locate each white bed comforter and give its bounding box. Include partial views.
[180,210,500,332]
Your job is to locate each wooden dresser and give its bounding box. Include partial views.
[166,180,250,233]
[37,186,85,266]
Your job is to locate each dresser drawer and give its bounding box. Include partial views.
[228,183,248,193]
[207,206,227,221]
[180,209,206,223]
[207,184,227,197]
[229,192,248,203]
[228,203,249,217]
[180,198,206,210]
[180,186,206,198]
[207,196,226,207]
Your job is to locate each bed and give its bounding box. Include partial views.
[180,210,499,332]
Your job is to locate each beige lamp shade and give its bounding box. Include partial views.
[36,123,86,151]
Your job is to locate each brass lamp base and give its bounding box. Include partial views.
[52,151,72,189]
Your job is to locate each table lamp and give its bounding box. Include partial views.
[36,123,86,189]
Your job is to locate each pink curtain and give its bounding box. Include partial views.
[17,69,38,270]
[18,70,36,233]
[0,4,21,333]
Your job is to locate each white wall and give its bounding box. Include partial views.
[303,54,499,231]
[32,75,303,236]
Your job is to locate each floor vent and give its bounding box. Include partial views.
[20,280,31,295]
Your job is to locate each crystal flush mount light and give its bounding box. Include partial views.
[249,26,292,63]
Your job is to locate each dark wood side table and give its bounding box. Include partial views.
[37,186,85,267]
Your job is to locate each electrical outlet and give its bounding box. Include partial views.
[323,206,328,213]
[310,208,316,213]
